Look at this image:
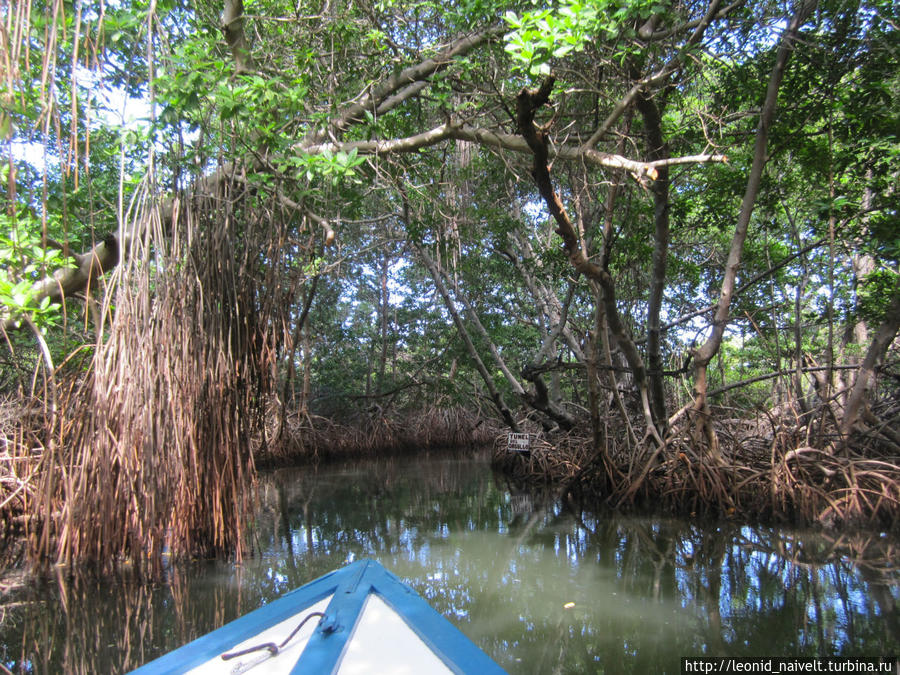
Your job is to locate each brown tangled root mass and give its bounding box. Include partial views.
[491,396,900,531]
[254,404,501,467]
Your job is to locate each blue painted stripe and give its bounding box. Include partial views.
[289,559,378,673]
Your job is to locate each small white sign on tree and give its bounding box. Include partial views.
[507,433,531,452]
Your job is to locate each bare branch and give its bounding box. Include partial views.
[308,26,504,144]
[694,0,818,368]
[303,122,726,173]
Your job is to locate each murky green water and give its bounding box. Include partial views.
[1,451,898,673]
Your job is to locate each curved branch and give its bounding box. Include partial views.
[694,0,817,369]
[515,77,650,394]
[303,122,726,173]
[688,0,818,456]
[643,0,741,42]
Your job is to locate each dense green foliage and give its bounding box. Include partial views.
[2,0,898,443]
[0,210,72,330]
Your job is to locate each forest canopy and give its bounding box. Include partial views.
[1,0,898,568]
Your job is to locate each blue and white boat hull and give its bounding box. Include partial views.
[130,559,505,674]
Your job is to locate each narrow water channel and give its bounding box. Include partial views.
[1,451,897,673]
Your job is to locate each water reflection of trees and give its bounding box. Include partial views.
[1,454,896,674]
[0,564,253,673]
[556,513,900,671]
[253,457,898,673]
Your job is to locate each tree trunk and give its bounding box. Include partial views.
[377,249,391,393]
[221,0,254,73]
[690,0,817,455]
[840,285,900,436]
[415,243,521,432]
[635,89,670,435]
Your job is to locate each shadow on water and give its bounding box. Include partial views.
[1,451,898,673]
